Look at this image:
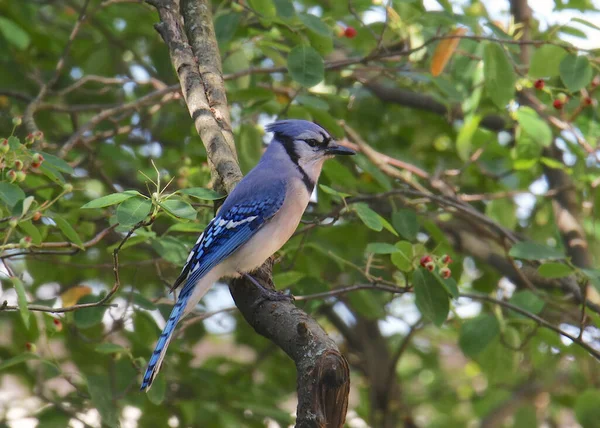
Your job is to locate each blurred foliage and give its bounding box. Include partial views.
[0,0,600,427]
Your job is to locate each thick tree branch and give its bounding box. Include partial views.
[147,0,241,193]
[146,0,350,425]
[363,81,507,133]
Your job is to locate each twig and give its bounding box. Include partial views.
[461,292,600,360]
[58,85,179,157]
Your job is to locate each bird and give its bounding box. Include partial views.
[141,119,355,391]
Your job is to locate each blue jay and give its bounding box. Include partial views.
[141,119,355,390]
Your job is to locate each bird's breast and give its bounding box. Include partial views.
[228,178,311,273]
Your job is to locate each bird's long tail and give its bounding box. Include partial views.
[140,269,219,391]
[140,288,191,391]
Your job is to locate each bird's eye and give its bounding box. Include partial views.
[305,139,320,147]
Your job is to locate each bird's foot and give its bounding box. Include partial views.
[242,273,295,305]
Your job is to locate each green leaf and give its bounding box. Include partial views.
[160,199,197,220]
[39,162,65,184]
[366,242,399,254]
[319,184,351,199]
[571,17,600,31]
[151,236,189,265]
[0,353,38,371]
[537,262,573,278]
[53,216,84,249]
[132,293,157,311]
[73,295,106,329]
[146,372,166,405]
[95,343,127,354]
[12,277,30,329]
[486,198,517,230]
[116,197,152,226]
[379,215,399,237]
[354,203,383,231]
[509,241,565,261]
[459,314,500,357]
[516,106,552,147]
[248,0,275,18]
[392,209,419,241]
[483,42,516,109]
[165,223,207,234]
[296,94,329,110]
[559,54,593,92]
[0,182,25,208]
[529,45,567,78]
[36,152,74,174]
[214,12,241,45]
[178,187,224,200]
[391,241,413,272]
[413,268,449,326]
[298,13,331,36]
[456,114,481,161]
[7,136,20,150]
[273,0,295,18]
[87,375,119,427]
[273,271,305,287]
[434,273,459,298]
[18,221,42,245]
[509,290,545,317]
[582,269,600,294]
[12,196,34,219]
[287,45,324,87]
[82,192,140,209]
[575,389,600,428]
[0,17,30,50]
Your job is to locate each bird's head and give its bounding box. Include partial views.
[266,120,355,165]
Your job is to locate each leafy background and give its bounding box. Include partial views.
[1,0,600,427]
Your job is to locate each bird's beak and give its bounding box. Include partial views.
[325,144,356,156]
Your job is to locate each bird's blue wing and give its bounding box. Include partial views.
[172,182,286,298]
[141,182,286,391]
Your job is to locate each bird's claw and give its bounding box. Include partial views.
[242,273,294,307]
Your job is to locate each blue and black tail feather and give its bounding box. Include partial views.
[140,289,191,391]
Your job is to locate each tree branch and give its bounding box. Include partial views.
[363,82,507,133]
[146,0,350,425]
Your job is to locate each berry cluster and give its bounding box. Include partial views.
[532,76,598,110]
[420,254,453,279]
[1,121,45,183]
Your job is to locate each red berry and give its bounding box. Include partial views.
[32,211,42,221]
[344,26,357,38]
[534,79,544,90]
[553,99,563,110]
[53,318,63,331]
[13,160,23,171]
[420,255,432,267]
[584,97,593,106]
[441,254,453,265]
[30,161,41,169]
[25,342,36,352]
[440,267,452,279]
[419,255,435,271]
